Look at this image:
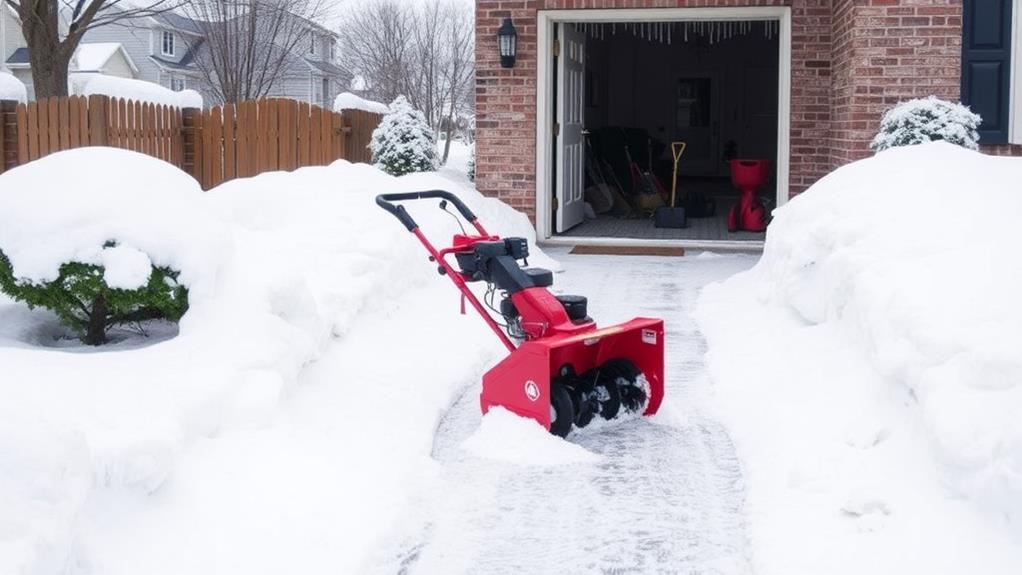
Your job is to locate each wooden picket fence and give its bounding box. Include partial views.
[0,96,383,190]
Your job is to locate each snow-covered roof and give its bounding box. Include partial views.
[0,71,27,103]
[69,74,202,109]
[73,43,139,75]
[5,47,30,69]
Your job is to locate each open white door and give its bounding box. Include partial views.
[556,23,585,233]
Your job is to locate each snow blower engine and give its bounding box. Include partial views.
[376,190,664,437]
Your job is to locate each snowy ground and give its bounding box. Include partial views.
[364,250,758,574]
[74,250,758,575]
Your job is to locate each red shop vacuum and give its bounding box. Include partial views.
[727,159,771,233]
[376,191,665,438]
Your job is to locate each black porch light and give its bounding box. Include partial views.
[497,18,518,68]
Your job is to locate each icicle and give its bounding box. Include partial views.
[667,22,672,45]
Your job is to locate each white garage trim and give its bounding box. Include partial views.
[1010,0,1021,144]
[535,6,792,247]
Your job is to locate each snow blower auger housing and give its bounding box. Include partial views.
[376,190,664,437]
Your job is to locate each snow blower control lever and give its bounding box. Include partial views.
[376,190,665,437]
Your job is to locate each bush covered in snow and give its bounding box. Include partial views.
[467,143,476,182]
[0,246,188,345]
[371,95,438,176]
[871,96,981,152]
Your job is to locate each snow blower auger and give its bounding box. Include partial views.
[376,190,664,437]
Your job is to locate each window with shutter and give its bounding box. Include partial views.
[961,0,1014,144]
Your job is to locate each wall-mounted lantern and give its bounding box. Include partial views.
[498,18,517,68]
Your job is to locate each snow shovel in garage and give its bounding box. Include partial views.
[376,190,665,438]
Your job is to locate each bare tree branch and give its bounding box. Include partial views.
[181,0,331,104]
[339,0,475,163]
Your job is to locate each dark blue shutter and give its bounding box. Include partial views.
[961,0,1013,144]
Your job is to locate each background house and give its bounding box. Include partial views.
[473,0,1022,248]
[1,5,350,106]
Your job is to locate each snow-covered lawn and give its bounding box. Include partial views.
[0,148,551,574]
[696,142,1022,574]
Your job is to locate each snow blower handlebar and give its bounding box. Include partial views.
[375,190,489,236]
[376,190,515,353]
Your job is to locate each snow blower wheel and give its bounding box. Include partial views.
[376,190,665,438]
[549,381,575,438]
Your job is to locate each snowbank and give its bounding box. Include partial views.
[0,148,553,573]
[696,142,1022,574]
[0,71,27,103]
[462,408,600,465]
[70,74,203,108]
[333,91,388,114]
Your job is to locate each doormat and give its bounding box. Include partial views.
[569,246,686,257]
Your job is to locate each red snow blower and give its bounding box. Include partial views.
[376,191,665,437]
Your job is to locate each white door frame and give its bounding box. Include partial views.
[535,6,793,245]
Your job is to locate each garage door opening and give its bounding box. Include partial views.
[543,14,788,245]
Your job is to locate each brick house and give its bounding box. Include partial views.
[474,1,1022,248]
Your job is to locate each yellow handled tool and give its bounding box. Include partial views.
[670,142,687,207]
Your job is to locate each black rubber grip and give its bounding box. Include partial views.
[375,190,477,232]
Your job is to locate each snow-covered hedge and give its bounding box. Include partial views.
[70,73,203,108]
[333,91,388,114]
[871,96,981,152]
[697,142,1022,574]
[0,249,189,346]
[0,71,27,103]
[371,95,438,176]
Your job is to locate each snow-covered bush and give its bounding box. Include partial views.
[371,95,438,176]
[0,246,188,345]
[0,148,224,348]
[467,143,476,182]
[871,96,981,152]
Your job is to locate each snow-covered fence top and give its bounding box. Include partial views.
[0,96,384,188]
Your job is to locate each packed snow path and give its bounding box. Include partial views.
[371,250,758,574]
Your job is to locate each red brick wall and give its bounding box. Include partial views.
[830,0,970,166]
[474,0,1021,226]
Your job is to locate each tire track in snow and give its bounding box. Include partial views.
[369,252,758,574]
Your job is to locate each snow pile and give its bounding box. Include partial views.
[461,407,600,465]
[0,71,27,103]
[0,147,554,574]
[871,96,981,152]
[696,142,1022,574]
[70,74,203,108]
[333,91,388,114]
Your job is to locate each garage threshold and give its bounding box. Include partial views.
[539,235,764,253]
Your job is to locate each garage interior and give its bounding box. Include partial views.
[553,20,780,242]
